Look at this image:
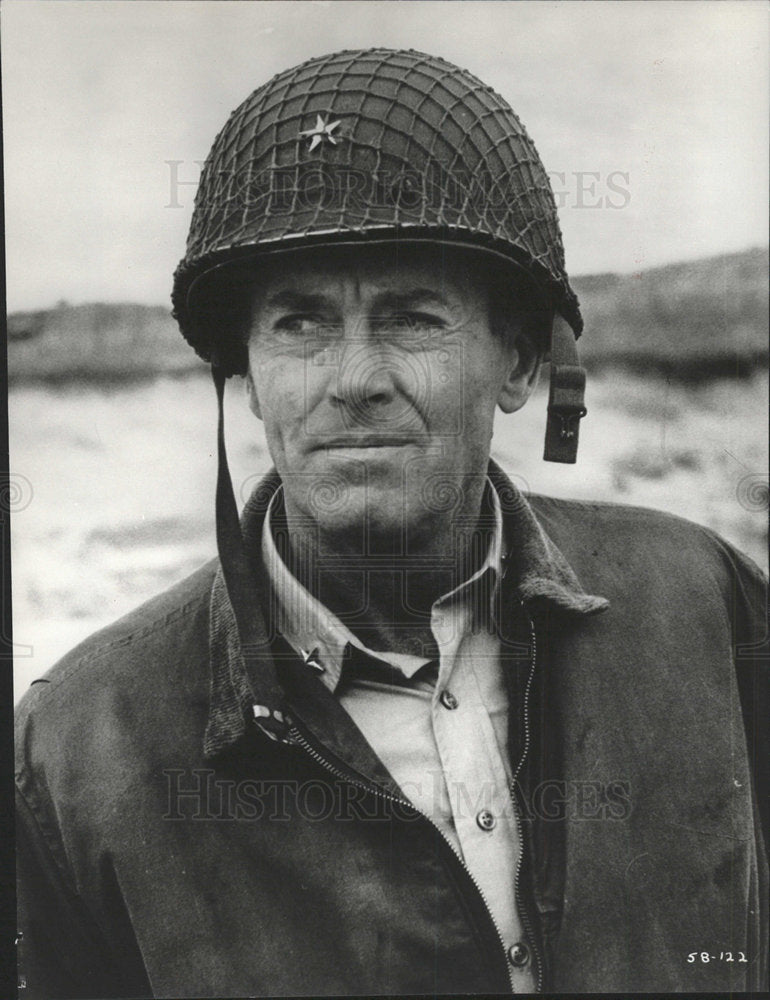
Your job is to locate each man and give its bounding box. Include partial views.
[15,48,768,996]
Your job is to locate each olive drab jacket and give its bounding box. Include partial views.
[15,465,769,996]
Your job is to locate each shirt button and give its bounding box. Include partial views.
[439,689,459,710]
[476,809,496,831]
[508,942,529,966]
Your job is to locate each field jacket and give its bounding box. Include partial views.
[15,464,769,996]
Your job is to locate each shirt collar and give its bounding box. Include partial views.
[260,479,505,691]
[261,484,351,692]
[204,462,609,758]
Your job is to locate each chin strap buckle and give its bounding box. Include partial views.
[552,398,587,442]
[544,322,587,464]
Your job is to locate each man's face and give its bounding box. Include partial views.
[245,246,539,544]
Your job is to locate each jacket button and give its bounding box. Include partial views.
[440,689,459,710]
[508,942,529,966]
[476,809,496,831]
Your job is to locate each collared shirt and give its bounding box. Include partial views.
[262,480,536,990]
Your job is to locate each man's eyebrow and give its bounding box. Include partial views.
[262,288,453,313]
[263,290,332,312]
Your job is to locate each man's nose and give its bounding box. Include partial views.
[322,313,427,430]
[331,340,398,418]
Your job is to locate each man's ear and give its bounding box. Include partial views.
[245,369,262,420]
[497,328,543,414]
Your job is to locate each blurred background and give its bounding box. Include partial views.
[5,1,768,698]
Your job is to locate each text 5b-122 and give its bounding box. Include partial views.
[687,951,748,963]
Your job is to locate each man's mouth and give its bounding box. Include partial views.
[319,437,418,449]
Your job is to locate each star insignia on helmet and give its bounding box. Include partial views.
[299,114,342,152]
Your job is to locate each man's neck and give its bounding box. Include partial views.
[273,481,495,657]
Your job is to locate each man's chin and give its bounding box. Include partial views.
[294,480,434,549]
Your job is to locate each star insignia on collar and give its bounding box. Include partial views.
[299,114,342,152]
[300,646,325,674]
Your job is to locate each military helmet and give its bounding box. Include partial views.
[172,47,583,376]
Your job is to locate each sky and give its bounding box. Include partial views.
[2,0,768,311]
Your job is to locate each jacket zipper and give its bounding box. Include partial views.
[509,612,544,992]
[287,724,519,993]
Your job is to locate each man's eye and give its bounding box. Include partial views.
[274,315,329,336]
[383,313,445,335]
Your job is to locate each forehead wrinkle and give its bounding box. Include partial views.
[370,289,452,313]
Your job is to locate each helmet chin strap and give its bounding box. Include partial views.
[544,318,587,463]
[212,363,291,743]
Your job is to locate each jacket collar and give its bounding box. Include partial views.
[486,461,610,616]
[204,462,608,758]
